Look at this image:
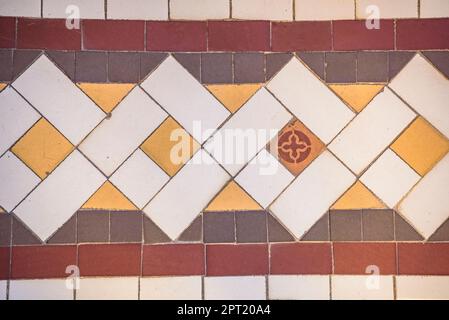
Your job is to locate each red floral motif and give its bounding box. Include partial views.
[278,128,312,164]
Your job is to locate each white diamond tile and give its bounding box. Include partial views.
[140,276,202,300]
[9,280,73,300]
[268,276,330,300]
[171,0,229,20]
[0,0,41,17]
[329,88,416,175]
[43,0,104,19]
[0,86,40,156]
[0,152,40,212]
[389,54,449,138]
[110,149,169,209]
[270,151,355,239]
[144,149,229,240]
[296,0,355,20]
[421,0,449,18]
[141,55,230,144]
[267,57,354,144]
[14,150,105,241]
[361,149,420,208]
[204,276,266,300]
[235,149,294,208]
[396,276,449,300]
[76,277,139,300]
[331,276,394,300]
[204,88,291,176]
[0,281,5,300]
[233,0,293,21]
[356,0,418,19]
[79,87,167,177]
[12,55,105,145]
[107,0,168,20]
[398,153,449,239]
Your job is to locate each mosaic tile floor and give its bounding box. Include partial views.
[0,0,449,300]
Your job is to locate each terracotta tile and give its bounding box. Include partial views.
[388,51,415,80]
[206,244,269,276]
[140,52,168,81]
[330,210,362,241]
[11,245,77,279]
[46,215,76,244]
[357,52,389,82]
[110,211,142,243]
[77,211,109,243]
[17,18,81,50]
[79,243,141,277]
[178,215,203,242]
[398,243,449,275]
[362,209,394,241]
[429,219,449,241]
[394,213,424,241]
[173,53,201,82]
[0,17,16,48]
[397,19,449,50]
[0,215,11,246]
[108,52,140,83]
[201,53,233,84]
[12,216,42,245]
[83,20,145,51]
[333,20,394,50]
[236,211,267,243]
[265,53,293,81]
[147,21,207,51]
[0,49,13,81]
[325,52,357,83]
[333,243,397,275]
[203,212,235,243]
[208,21,270,51]
[271,243,332,274]
[12,50,41,79]
[0,247,9,280]
[75,51,107,83]
[46,51,76,80]
[143,216,171,244]
[267,214,295,242]
[297,52,325,80]
[423,51,449,79]
[234,53,265,83]
[272,22,332,51]
[301,213,329,241]
[142,244,204,276]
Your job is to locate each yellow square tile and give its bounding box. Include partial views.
[12,118,74,179]
[391,117,449,176]
[140,117,200,177]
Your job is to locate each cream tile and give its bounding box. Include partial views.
[76,277,139,300]
[0,281,6,300]
[396,276,449,300]
[0,86,40,155]
[204,88,291,176]
[43,0,104,19]
[171,0,229,20]
[270,151,355,239]
[329,88,416,175]
[144,149,230,240]
[204,276,266,300]
[389,54,449,139]
[267,57,354,144]
[79,87,167,177]
[110,149,169,209]
[107,0,168,20]
[235,149,294,208]
[361,150,420,208]
[140,276,202,300]
[233,0,293,21]
[12,55,105,145]
[269,276,330,300]
[421,0,449,18]
[356,0,418,19]
[0,152,40,212]
[331,276,394,300]
[398,153,449,239]
[0,0,41,17]
[14,150,105,241]
[141,55,230,144]
[296,0,354,20]
[10,279,73,300]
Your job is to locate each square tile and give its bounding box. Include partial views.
[140,276,202,300]
[357,52,389,82]
[203,212,235,243]
[9,279,73,300]
[234,53,265,83]
[76,277,139,300]
[236,211,267,243]
[204,276,266,300]
[77,210,109,243]
[325,52,357,83]
[110,211,143,243]
[201,53,233,84]
[362,209,394,241]
[268,275,330,300]
[75,51,107,83]
[330,210,362,241]
[108,52,140,83]
[331,276,394,300]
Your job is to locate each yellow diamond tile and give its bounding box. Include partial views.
[391,117,449,176]
[332,181,386,210]
[207,84,262,113]
[82,181,138,210]
[12,118,74,179]
[329,84,384,113]
[205,181,262,212]
[0,83,8,92]
[141,117,200,177]
[77,83,136,113]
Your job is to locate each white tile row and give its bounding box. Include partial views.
[1,0,448,20]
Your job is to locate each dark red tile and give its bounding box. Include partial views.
[333,243,397,275]
[208,21,270,52]
[17,18,81,50]
[270,243,332,275]
[78,244,141,277]
[272,22,332,51]
[0,17,16,48]
[147,21,207,52]
[333,20,394,50]
[398,243,449,275]
[142,244,204,276]
[11,245,77,279]
[397,19,449,50]
[83,20,145,51]
[206,244,269,276]
[0,247,10,280]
